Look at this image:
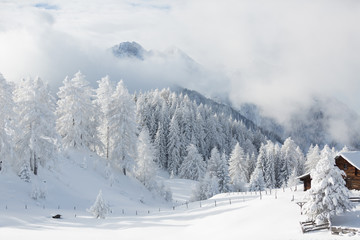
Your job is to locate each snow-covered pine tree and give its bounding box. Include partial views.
[167,112,182,175]
[0,73,15,173]
[264,141,276,191]
[193,110,206,158]
[14,77,59,175]
[219,151,231,193]
[339,145,350,153]
[154,120,167,169]
[303,153,354,224]
[246,152,257,182]
[273,144,282,188]
[228,142,248,191]
[192,172,220,201]
[305,144,320,173]
[56,71,100,150]
[279,137,298,187]
[207,147,230,193]
[88,190,111,219]
[178,144,206,181]
[135,127,157,190]
[108,80,137,176]
[287,168,300,191]
[256,143,266,175]
[249,157,266,191]
[320,144,332,160]
[95,76,115,159]
[295,146,305,176]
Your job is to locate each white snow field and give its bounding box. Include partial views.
[1,151,360,240]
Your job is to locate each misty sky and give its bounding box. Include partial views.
[1,0,360,122]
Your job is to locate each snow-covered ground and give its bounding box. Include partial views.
[1,151,360,239]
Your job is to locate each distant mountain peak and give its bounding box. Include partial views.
[111,41,147,60]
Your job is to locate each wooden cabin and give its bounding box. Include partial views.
[335,152,360,190]
[297,173,311,191]
[299,151,360,191]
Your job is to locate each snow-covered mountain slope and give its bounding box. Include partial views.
[174,87,283,145]
[238,97,360,151]
[2,179,360,239]
[0,149,175,228]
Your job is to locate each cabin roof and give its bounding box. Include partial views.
[338,151,360,170]
[297,172,311,180]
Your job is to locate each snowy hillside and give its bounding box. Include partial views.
[2,168,360,240]
[0,149,173,227]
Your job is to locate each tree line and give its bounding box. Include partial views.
[0,72,344,200]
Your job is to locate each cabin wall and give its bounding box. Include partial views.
[335,156,360,190]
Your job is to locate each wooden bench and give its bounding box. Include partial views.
[300,221,329,233]
[349,197,360,203]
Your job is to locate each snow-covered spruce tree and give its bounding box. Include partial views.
[108,80,137,176]
[295,146,305,176]
[287,168,300,191]
[193,110,206,158]
[207,147,230,193]
[192,172,220,201]
[273,144,282,188]
[14,77,59,175]
[154,120,168,169]
[305,144,320,173]
[302,154,354,224]
[279,137,298,187]
[264,141,276,191]
[88,190,111,219]
[246,152,257,182]
[249,157,265,191]
[167,112,182,175]
[220,152,230,191]
[95,76,115,159]
[179,143,206,181]
[228,142,248,191]
[56,72,100,151]
[135,128,157,190]
[0,73,16,173]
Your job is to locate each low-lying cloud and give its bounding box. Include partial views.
[1,0,360,123]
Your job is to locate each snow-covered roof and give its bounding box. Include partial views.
[338,151,360,170]
[296,172,310,180]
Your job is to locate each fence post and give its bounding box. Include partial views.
[215,200,217,207]
[260,191,262,200]
[136,210,138,215]
[229,199,232,205]
[200,201,202,208]
[25,204,27,209]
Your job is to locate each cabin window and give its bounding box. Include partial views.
[344,163,348,170]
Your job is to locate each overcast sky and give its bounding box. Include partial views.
[1,0,360,122]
